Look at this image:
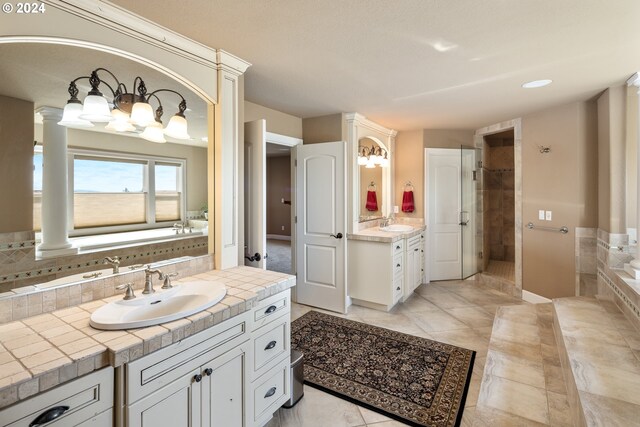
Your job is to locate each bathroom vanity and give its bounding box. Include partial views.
[0,267,293,427]
[348,226,425,311]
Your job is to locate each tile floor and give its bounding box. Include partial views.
[265,279,551,427]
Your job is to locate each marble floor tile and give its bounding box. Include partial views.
[490,316,541,347]
[460,406,475,427]
[542,363,567,394]
[429,329,489,356]
[279,386,365,427]
[405,309,469,332]
[357,406,392,424]
[546,391,572,427]
[472,404,548,427]
[395,294,441,313]
[580,390,640,427]
[421,291,475,309]
[447,306,495,328]
[484,350,546,389]
[477,375,549,425]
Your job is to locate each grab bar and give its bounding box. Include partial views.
[526,222,569,234]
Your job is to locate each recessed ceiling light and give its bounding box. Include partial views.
[522,79,552,89]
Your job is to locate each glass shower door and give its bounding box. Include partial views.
[461,146,478,279]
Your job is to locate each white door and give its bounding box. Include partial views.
[295,141,347,313]
[427,149,462,280]
[244,120,267,269]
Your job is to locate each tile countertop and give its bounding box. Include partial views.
[0,266,295,409]
[347,225,426,243]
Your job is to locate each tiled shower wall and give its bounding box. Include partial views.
[0,230,208,294]
[484,138,515,262]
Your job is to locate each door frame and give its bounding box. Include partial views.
[265,132,302,277]
[474,119,523,297]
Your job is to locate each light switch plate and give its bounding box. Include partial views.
[545,211,552,221]
[393,206,399,214]
[538,210,545,220]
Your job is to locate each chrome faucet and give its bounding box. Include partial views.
[103,256,121,274]
[173,221,193,234]
[143,266,163,294]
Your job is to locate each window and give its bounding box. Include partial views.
[33,146,186,235]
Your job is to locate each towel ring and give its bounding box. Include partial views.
[368,181,376,191]
[404,181,414,192]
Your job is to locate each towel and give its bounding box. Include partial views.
[366,190,378,211]
[402,190,415,212]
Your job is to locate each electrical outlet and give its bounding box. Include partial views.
[393,205,399,214]
[538,210,545,220]
[281,198,285,204]
[281,225,285,231]
[545,210,552,221]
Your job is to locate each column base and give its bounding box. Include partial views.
[624,263,640,280]
[37,245,79,259]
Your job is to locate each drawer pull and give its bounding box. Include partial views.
[264,340,277,350]
[396,245,401,249]
[414,248,419,252]
[204,368,213,376]
[193,374,203,383]
[264,387,277,398]
[265,305,277,314]
[396,286,401,291]
[29,406,70,426]
[396,263,401,267]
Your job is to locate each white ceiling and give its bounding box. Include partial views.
[0,43,209,146]
[110,0,640,131]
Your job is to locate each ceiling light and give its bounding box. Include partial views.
[59,68,190,142]
[522,79,552,89]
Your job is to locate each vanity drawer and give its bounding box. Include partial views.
[408,235,421,248]
[1,367,113,427]
[393,277,403,303]
[393,254,404,277]
[250,357,290,425]
[393,240,404,255]
[252,290,290,331]
[252,314,289,377]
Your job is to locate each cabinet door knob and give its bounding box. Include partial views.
[396,286,401,291]
[396,245,401,249]
[193,374,203,383]
[396,263,401,267]
[204,368,213,376]
[29,406,70,426]
[264,387,277,398]
[264,340,277,350]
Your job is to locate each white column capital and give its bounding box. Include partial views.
[36,106,63,121]
[627,72,640,89]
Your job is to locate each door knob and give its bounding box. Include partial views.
[330,233,343,239]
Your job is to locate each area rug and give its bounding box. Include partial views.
[290,311,475,427]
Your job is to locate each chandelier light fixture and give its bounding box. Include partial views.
[58,68,191,143]
[357,144,389,168]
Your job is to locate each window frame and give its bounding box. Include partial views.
[34,145,187,236]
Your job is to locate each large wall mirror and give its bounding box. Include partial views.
[357,136,389,222]
[0,42,211,294]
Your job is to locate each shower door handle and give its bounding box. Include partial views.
[459,211,469,226]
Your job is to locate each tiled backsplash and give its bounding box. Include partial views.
[0,231,208,293]
[575,227,597,296]
[0,254,215,324]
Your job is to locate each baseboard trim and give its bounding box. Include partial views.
[267,234,292,241]
[522,290,552,304]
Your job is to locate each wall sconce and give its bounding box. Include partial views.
[58,67,191,143]
[357,144,388,168]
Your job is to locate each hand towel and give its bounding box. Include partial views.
[402,190,415,212]
[366,190,378,211]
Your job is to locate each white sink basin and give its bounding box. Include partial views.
[89,281,227,330]
[380,224,414,232]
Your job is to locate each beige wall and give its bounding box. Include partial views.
[35,127,209,212]
[302,114,343,144]
[597,86,626,233]
[521,101,598,299]
[244,101,302,138]
[266,156,292,236]
[359,165,383,216]
[0,95,34,233]
[626,86,638,230]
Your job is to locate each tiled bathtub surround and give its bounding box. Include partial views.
[0,230,208,293]
[0,266,295,409]
[0,254,214,324]
[575,228,597,297]
[553,297,640,427]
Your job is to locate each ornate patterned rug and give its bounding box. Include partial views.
[291,311,475,427]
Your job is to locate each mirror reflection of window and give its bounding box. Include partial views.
[155,163,182,222]
[33,149,43,231]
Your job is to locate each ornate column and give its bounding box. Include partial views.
[36,107,77,258]
[625,73,640,279]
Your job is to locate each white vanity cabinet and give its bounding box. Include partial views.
[0,367,114,427]
[403,232,425,302]
[348,239,405,311]
[125,312,251,427]
[124,290,292,427]
[248,291,292,427]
